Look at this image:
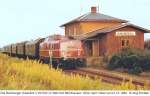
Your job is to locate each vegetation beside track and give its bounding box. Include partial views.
[0,53,149,90]
[108,48,150,75]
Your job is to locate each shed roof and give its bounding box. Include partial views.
[61,12,128,27]
[76,23,150,40]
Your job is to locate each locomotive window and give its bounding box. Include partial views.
[50,44,55,50]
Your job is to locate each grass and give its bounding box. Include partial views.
[0,53,149,90]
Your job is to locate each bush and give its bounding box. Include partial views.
[128,65,142,75]
[122,55,138,69]
[107,48,150,75]
[138,56,150,71]
[108,55,122,70]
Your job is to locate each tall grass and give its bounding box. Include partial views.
[0,53,149,90]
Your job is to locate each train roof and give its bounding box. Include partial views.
[44,34,76,43]
[26,38,45,45]
[17,41,28,45]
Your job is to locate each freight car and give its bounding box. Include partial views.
[2,45,11,55]
[7,45,12,56]
[2,46,7,53]
[25,38,45,59]
[17,41,27,58]
[40,35,85,69]
[11,44,17,56]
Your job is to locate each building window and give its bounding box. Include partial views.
[122,40,125,46]
[121,39,129,47]
[126,40,129,46]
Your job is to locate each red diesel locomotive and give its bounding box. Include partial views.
[40,35,85,69]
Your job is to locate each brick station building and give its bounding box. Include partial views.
[61,7,150,65]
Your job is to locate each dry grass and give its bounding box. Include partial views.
[0,53,149,90]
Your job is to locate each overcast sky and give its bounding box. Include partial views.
[0,0,150,47]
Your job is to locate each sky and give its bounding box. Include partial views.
[0,0,150,47]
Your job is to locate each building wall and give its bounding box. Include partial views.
[106,26,144,55]
[65,21,121,37]
[64,21,144,57]
[76,26,144,57]
[99,34,107,56]
[80,21,121,34]
[84,34,107,57]
[65,22,81,36]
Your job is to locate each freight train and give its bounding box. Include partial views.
[1,34,85,69]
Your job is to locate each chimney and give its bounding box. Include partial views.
[91,7,97,13]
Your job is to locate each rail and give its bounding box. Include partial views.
[64,68,150,87]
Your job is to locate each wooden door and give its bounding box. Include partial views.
[92,40,99,56]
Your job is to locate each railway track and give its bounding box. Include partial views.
[64,68,150,87]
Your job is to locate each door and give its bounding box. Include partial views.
[92,40,99,56]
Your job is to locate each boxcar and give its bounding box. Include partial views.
[0,48,3,53]
[7,45,12,55]
[3,45,11,54]
[2,46,7,53]
[25,38,45,59]
[11,44,17,56]
[17,41,27,57]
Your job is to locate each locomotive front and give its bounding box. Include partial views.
[39,35,85,69]
[60,40,83,59]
